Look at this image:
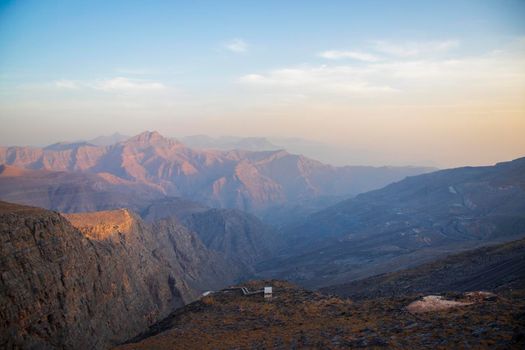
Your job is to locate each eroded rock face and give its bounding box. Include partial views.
[0,201,236,349]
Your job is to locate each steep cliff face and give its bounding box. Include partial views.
[149,217,243,292]
[63,209,238,300]
[0,201,235,350]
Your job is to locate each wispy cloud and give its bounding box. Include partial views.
[54,80,80,89]
[94,77,166,92]
[224,38,248,53]
[371,40,460,57]
[239,66,398,95]
[51,77,166,93]
[318,40,459,63]
[115,68,156,75]
[239,41,524,99]
[319,50,381,62]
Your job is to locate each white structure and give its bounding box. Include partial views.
[201,291,213,297]
[264,286,272,299]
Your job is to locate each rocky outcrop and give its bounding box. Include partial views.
[0,201,236,349]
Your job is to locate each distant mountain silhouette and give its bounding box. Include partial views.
[181,135,281,151]
[181,134,403,167]
[88,132,130,146]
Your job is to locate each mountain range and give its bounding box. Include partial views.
[179,135,281,152]
[181,134,390,167]
[88,133,383,167]
[0,131,433,215]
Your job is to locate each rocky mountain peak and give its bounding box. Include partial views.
[127,131,174,145]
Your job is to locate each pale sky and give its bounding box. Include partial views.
[1,0,524,167]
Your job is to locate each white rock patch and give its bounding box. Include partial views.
[407,295,472,313]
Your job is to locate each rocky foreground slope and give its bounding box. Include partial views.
[0,201,238,349]
[116,280,525,350]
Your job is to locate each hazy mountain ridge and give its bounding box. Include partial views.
[181,134,404,167]
[88,132,131,146]
[287,156,525,245]
[180,135,281,152]
[0,131,433,215]
[255,157,525,287]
